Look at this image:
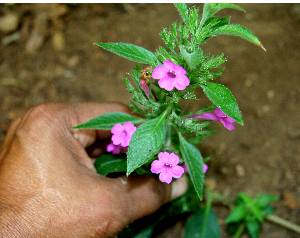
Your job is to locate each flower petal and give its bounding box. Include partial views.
[111,134,124,145]
[214,108,226,118]
[220,118,235,130]
[152,65,168,79]
[203,163,208,173]
[158,152,169,164]
[159,168,173,184]
[174,75,190,90]
[111,123,124,134]
[173,63,187,75]
[163,60,176,70]
[124,121,136,136]
[190,112,219,121]
[150,160,165,174]
[170,165,184,178]
[158,78,175,91]
[167,153,180,166]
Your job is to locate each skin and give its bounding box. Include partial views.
[0,102,187,238]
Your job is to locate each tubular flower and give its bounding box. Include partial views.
[190,108,235,130]
[111,121,136,147]
[152,60,190,91]
[150,152,185,184]
[140,80,150,99]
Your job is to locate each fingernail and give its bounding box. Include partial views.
[171,174,188,200]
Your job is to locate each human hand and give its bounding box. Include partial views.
[0,102,187,237]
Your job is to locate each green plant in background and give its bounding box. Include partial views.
[73,3,285,238]
[226,193,278,238]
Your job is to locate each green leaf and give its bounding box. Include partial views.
[132,227,153,238]
[252,204,264,222]
[179,45,203,70]
[95,42,156,64]
[200,3,245,27]
[246,219,260,238]
[211,24,264,49]
[174,3,189,26]
[183,208,220,238]
[127,108,170,175]
[255,194,278,207]
[203,17,230,31]
[201,82,243,125]
[73,112,147,130]
[239,192,253,204]
[94,154,127,176]
[226,205,247,223]
[179,132,204,200]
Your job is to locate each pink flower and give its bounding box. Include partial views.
[190,108,235,130]
[106,142,122,154]
[182,163,208,173]
[111,121,136,147]
[140,80,150,99]
[150,152,185,184]
[152,60,190,91]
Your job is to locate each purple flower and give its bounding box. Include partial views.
[150,152,185,184]
[190,108,235,130]
[182,163,208,173]
[152,60,190,91]
[111,121,136,147]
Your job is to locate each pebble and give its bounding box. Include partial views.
[52,31,65,51]
[236,164,245,177]
[0,12,20,33]
[283,190,299,210]
[2,31,21,45]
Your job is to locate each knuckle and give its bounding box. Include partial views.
[15,103,66,141]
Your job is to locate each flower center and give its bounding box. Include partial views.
[164,163,172,168]
[122,131,127,137]
[167,70,176,78]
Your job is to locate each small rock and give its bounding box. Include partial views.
[25,12,48,54]
[236,164,245,177]
[0,12,20,33]
[67,55,80,68]
[52,31,65,51]
[267,90,275,99]
[283,190,299,210]
[2,31,21,45]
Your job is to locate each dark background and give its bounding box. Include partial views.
[1,3,299,237]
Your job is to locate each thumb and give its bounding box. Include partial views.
[116,174,188,225]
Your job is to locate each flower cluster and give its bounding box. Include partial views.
[107,121,136,154]
[190,108,235,130]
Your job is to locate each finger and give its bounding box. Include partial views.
[69,102,131,148]
[116,174,188,225]
[0,117,22,160]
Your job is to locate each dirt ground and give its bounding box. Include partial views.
[1,3,300,238]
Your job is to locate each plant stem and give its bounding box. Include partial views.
[266,214,300,234]
[201,189,213,237]
[233,222,245,238]
[164,121,172,150]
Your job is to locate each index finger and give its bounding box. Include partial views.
[69,102,132,148]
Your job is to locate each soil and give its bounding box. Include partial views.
[1,3,300,238]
